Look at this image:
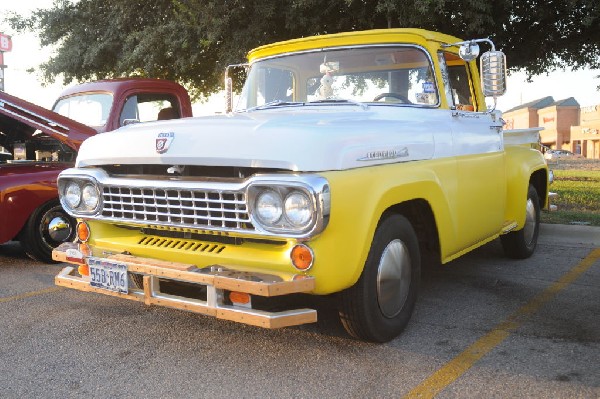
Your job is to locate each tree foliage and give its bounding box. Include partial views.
[6,0,600,99]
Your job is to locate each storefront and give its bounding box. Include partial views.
[571,105,600,159]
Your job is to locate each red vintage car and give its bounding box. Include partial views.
[0,78,193,262]
[0,91,96,262]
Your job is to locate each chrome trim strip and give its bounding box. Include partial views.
[0,99,70,136]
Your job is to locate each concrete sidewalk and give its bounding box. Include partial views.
[539,223,600,247]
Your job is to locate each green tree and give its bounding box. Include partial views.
[6,0,600,99]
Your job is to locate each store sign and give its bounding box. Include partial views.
[543,116,555,124]
[0,33,12,52]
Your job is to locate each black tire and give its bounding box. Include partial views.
[19,200,76,263]
[501,184,540,259]
[338,214,421,343]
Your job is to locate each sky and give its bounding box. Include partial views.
[1,1,599,113]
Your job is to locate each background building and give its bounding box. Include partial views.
[503,96,599,159]
[570,105,600,159]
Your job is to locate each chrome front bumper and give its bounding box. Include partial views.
[53,243,317,329]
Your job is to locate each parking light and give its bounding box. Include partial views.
[76,221,90,243]
[291,244,314,271]
[229,291,251,306]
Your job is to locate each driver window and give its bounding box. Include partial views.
[443,52,476,111]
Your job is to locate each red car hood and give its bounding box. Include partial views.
[0,91,96,150]
[0,161,71,177]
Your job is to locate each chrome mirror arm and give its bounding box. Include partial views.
[224,63,249,114]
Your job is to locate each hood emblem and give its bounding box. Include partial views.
[156,132,175,154]
[357,146,409,161]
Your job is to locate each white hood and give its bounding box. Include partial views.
[76,106,437,172]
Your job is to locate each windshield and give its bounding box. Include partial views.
[237,46,438,111]
[53,93,113,127]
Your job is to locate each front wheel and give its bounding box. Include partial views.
[501,184,540,259]
[19,200,76,263]
[338,214,420,343]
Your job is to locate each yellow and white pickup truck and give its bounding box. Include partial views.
[53,29,549,342]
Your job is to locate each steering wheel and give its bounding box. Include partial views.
[373,92,411,104]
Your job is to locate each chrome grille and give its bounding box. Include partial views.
[101,185,253,231]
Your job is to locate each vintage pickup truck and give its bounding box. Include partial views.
[53,29,549,342]
[0,78,192,262]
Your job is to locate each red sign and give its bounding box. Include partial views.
[0,33,12,52]
[543,116,555,124]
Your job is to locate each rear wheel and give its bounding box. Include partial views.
[501,184,540,259]
[339,214,420,342]
[19,200,76,263]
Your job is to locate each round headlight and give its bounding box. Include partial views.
[82,184,100,210]
[284,191,312,227]
[64,182,82,209]
[255,190,283,225]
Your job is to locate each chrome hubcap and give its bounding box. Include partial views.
[376,239,411,318]
[523,198,536,246]
[48,216,72,242]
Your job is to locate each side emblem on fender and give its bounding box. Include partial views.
[156,132,175,154]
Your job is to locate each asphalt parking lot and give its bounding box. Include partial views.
[0,224,598,398]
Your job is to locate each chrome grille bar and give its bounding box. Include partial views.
[101,185,253,230]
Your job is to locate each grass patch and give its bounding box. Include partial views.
[542,167,600,226]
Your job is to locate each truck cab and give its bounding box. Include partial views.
[52,78,192,133]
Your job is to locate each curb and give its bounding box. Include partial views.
[539,223,600,247]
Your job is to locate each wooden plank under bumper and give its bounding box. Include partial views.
[53,243,317,329]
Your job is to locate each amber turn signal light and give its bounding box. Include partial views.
[78,264,90,277]
[229,291,251,305]
[76,221,90,242]
[290,244,314,271]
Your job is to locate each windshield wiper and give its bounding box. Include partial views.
[245,100,305,112]
[308,99,369,110]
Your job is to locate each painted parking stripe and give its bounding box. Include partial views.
[404,247,600,399]
[0,286,63,304]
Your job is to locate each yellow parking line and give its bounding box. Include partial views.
[404,247,600,399]
[0,286,64,304]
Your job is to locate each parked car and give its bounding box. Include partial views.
[544,149,581,161]
[0,92,96,262]
[0,78,194,262]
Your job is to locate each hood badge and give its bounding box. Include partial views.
[156,132,175,154]
[357,146,409,161]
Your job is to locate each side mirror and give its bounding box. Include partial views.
[224,63,249,114]
[447,38,507,100]
[480,50,507,98]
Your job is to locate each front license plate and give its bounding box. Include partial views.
[88,258,128,294]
